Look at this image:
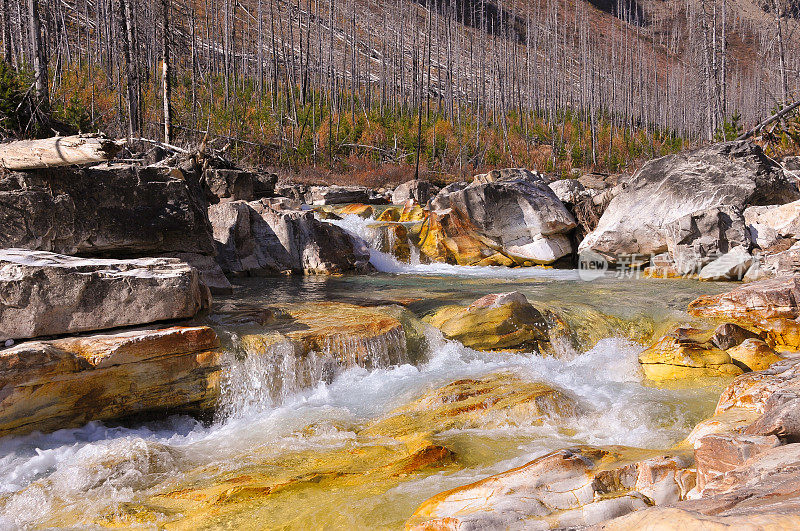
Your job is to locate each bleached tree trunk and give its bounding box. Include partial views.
[0,134,124,170]
[28,0,49,109]
[1,0,11,64]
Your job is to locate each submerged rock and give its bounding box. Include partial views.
[0,249,210,342]
[429,168,577,264]
[407,446,695,530]
[425,292,550,352]
[579,141,799,263]
[0,326,222,437]
[208,199,371,275]
[0,163,215,256]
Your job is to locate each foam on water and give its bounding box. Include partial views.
[0,324,718,527]
[325,214,581,280]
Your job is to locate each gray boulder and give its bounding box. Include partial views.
[430,168,577,264]
[202,168,255,203]
[0,249,211,342]
[391,179,439,205]
[308,185,373,205]
[209,199,372,275]
[665,206,750,276]
[744,199,800,246]
[0,164,215,256]
[578,141,800,263]
[698,246,754,281]
[548,179,586,204]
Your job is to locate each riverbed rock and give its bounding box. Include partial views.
[391,179,438,205]
[710,322,760,350]
[208,199,371,275]
[578,141,800,264]
[414,209,516,266]
[697,246,753,281]
[0,249,211,342]
[364,372,583,438]
[159,252,233,294]
[0,326,222,436]
[407,446,695,530]
[665,206,750,276]
[688,275,800,322]
[429,168,577,264]
[425,292,550,352]
[638,328,743,380]
[694,432,782,491]
[601,443,800,530]
[0,163,215,256]
[726,338,781,371]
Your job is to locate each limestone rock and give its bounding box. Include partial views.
[744,397,800,442]
[0,163,215,256]
[694,433,781,491]
[425,292,550,352]
[430,168,577,264]
[579,141,799,263]
[745,199,800,243]
[697,246,753,281]
[759,241,800,278]
[688,275,800,322]
[0,326,222,436]
[638,328,744,380]
[391,179,438,205]
[159,252,233,294]
[0,249,211,342]
[665,206,750,276]
[407,446,695,531]
[208,199,372,275]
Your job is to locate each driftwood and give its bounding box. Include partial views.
[0,134,124,170]
[737,100,800,141]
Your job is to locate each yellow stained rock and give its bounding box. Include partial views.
[638,329,744,381]
[239,302,408,368]
[399,200,427,222]
[414,209,515,266]
[377,206,402,221]
[366,222,411,262]
[726,338,782,371]
[757,317,800,351]
[0,326,222,437]
[407,445,695,531]
[363,372,582,439]
[425,292,549,352]
[335,203,374,218]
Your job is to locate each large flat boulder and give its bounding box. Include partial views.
[208,199,372,275]
[0,326,221,436]
[0,249,211,342]
[429,168,577,264]
[0,164,215,256]
[579,141,799,264]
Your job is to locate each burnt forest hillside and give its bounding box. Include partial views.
[1,0,798,182]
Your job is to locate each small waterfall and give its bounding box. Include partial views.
[216,323,409,420]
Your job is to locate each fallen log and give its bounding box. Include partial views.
[0,134,124,170]
[737,100,800,141]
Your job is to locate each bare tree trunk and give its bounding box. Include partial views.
[28,0,49,109]
[116,0,140,138]
[161,0,172,144]
[1,0,11,64]
[0,134,124,170]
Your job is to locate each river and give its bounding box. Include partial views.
[0,215,734,529]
